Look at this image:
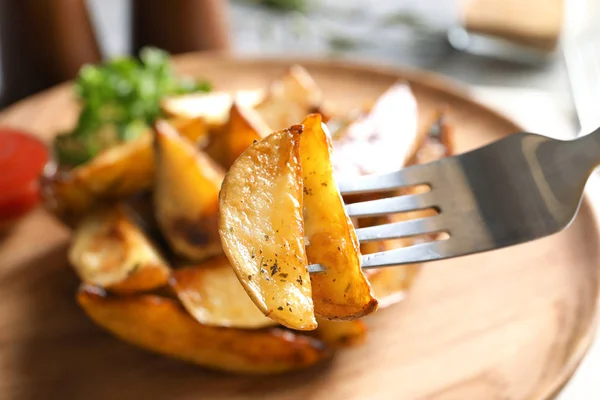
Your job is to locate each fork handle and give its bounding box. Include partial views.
[573,125,600,173]
[533,126,600,206]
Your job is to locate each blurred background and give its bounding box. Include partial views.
[0,0,596,118]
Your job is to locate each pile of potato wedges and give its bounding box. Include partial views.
[42,66,454,374]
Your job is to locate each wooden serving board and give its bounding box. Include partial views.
[0,55,598,400]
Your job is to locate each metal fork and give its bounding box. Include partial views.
[308,126,600,273]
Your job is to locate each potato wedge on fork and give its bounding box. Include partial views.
[219,114,377,330]
[219,125,316,330]
[301,115,377,320]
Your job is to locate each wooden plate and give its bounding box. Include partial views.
[0,54,598,400]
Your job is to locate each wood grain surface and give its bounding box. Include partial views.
[0,54,598,400]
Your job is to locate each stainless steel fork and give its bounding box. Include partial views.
[308,126,600,273]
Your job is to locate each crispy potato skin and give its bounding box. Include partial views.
[108,265,171,295]
[42,133,155,225]
[301,114,377,320]
[255,65,327,131]
[219,125,316,331]
[42,117,206,227]
[77,285,330,374]
[154,120,225,262]
[170,116,209,144]
[171,256,277,328]
[68,204,170,294]
[206,102,271,169]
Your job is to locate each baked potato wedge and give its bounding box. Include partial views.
[331,82,419,179]
[43,117,207,225]
[154,120,225,262]
[219,125,316,331]
[169,115,209,144]
[161,90,263,127]
[77,285,331,374]
[42,132,155,224]
[255,65,327,131]
[301,114,377,320]
[206,102,271,169]
[314,318,367,349]
[68,204,170,294]
[170,255,277,328]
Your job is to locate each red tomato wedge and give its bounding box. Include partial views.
[0,128,49,225]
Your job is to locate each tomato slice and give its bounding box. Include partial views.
[0,128,49,223]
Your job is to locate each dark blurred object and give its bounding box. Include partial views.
[131,0,230,55]
[0,0,102,108]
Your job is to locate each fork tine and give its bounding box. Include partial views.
[336,162,434,195]
[345,191,436,218]
[360,241,451,269]
[355,215,447,242]
[306,240,451,273]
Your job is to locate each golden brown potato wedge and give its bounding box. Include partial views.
[43,116,202,226]
[255,65,327,131]
[170,255,277,328]
[301,114,378,320]
[42,132,155,225]
[154,120,225,262]
[314,318,367,349]
[68,204,170,294]
[219,125,316,331]
[161,90,263,127]
[206,102,271,169]
[169,115,209,144]
[77,285,331,374]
